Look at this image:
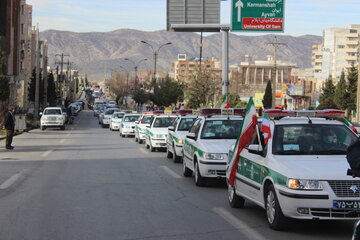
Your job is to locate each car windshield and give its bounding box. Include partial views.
[153,117,176,128]
[124,115,140,122]
[200,120,243,139]
[141,115,153,124]
[113,113,125,119]
[178,118,196,131]
[272,124,358,155]
[44,109,61,115]
[105,109,119,115]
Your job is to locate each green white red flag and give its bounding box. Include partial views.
[227,97,258,187]
[261,113,271,144]
[221,94,230,109]
[344,117,358,134]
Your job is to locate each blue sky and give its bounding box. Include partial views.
[27,0,360,36]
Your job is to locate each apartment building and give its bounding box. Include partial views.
[312,25,360,92]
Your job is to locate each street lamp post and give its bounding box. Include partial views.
[140,41,172,83]
[124,58,148,86]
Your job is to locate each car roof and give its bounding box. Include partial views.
[273,117,344,126]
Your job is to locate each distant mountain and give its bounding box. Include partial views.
[40,29,322,81]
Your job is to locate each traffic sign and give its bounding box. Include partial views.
[231,0,284,32]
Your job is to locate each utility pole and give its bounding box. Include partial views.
[268,36,286,108]
[55,53,70,105]
[34,28,40,120]
[199,32,203,69]
[42,41,48,107]
[221,26,230,96]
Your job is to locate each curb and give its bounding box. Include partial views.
[0,127,38,141]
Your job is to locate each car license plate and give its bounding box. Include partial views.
[333,200,360,209]
[160,143,166,147]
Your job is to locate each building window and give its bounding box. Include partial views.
[350,29,358,33]
[22,5,24,15]
[21,24,24,35]
[337,45,345,49]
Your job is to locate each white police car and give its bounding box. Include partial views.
[109,111,125,131]
[100,108,120,128]
[183,108,244,186]
[166,110,197,163]
[227,109,360,230]
[145,111,177,152]
[119,114,141,137]
[135,111,153,144]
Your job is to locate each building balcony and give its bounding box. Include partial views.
[346,40,359,46]
[345,33,359,38]
[346,48,358,53]
[345,55,358,61]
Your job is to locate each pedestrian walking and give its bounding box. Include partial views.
[4,106,15,150]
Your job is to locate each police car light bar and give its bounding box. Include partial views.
[200,108,246,116]
[264,109,345,119]
[153,111,164,115]
[142,111,153,115]
[177,109,193,115]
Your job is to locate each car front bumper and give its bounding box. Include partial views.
[198,158,227,178]
[150,138,167,148]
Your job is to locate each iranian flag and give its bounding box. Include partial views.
[227,97,258,187]
[221,94,230,109]
[344,117,358,134]
[261,113,271,144]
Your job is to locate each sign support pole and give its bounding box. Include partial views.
[222,27,230,96]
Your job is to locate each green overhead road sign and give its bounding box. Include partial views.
[231,0,285,32]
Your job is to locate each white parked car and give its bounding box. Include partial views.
[109,112,126,131]
[166,110,197,163]
[226,109,359,230]
[183,108,244,186]
[145,113,177,152]
[40,107,66,130]
[120,114,141,137]
[135,112,153,144]
[100,108,120,128]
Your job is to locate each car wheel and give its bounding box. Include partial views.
[166,147,173,159]
[41,126,46,131]
[138,139,143,144]
[172,144,181,163]
[194,161,206,187]
[61,125,65,130]
[150,142,155,152]
[146,142,150,149]
[182,159,192,177]
[102,123,106,128]
[228,183,245,208]
[135,136,138,142]
[265,184,286,230]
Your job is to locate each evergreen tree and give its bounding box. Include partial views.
[0,51,9,101]
[334,71,348,110]
[47,72,57,106]
[318,75,337,109]
[346,64,358,113]
[28,68,36,102]
[262,80,272,109]
[150,76,184,107]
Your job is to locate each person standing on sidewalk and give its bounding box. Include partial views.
[4,106,15,150]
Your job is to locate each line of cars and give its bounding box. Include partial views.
[96,106,360,230]
[40,99,85,130]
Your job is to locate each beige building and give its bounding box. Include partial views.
[17,1,32,108]
[312,25,360,92]
[173,54,220,83]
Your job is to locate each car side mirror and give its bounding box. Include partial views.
[247,144,264,155]
[146,125,150,128]
[186,133,196,140]
[168,126,175,132]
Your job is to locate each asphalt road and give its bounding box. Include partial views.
[0,109,355,240]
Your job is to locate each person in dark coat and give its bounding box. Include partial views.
[4,106,15,150]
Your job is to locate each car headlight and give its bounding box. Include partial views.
[177,139,183,144]
[203,153,226,160]
[287,179,323,190]
[57,117,63,121]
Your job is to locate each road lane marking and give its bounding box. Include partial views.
[213,207,266,240]
[66,133,71,137]
[41,150,53,157]
[139,148,148,154]
[160,166,181,179]
[0,169,28,190]
[59,139,66,144]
